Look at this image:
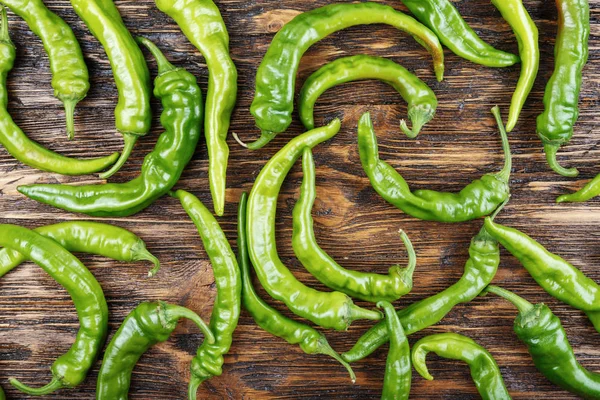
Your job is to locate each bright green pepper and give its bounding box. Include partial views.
[298,55,437,138]
[0,224,108,395]
[246,119,382,331]
[70,0,152,178]
[0,0,90,139]
[237,192,355,382]
[491,0,539,132]
[18,38,203,217]
[379,301,411,400]
[399,0,519,68]
[358,106,511,223]
[537,0,589,177]
[556,174,600,203]
[244,2,445,150]
[412,333,511,400]
[293,147,416,303]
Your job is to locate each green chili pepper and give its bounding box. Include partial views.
[70,0,152,178]
[298,55,437,138]
[485,285,600,398]
[156,0,237,217]
[537,0,589,177]
[0,386,4,400]
[483,216,600,331]
[293,147,416,303]
[244,2,445,150]
[0,221,160,277]
[399,0,519,68]
[412,332,511,400]
[343,224,500,363]
[170,190,241,399]
[0,7,118,174]
[0,0,89,139]
[491,0,539,132]
[96,301,214,400]
[557,174,600,203]
[18,38,203,217]
[237,192,355,382]
[0,224,108,395]
[358,106,511,223]
[378,301,411,400]
[247,119,382,330]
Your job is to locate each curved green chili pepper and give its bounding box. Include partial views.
[298,55,437,138]
[96,301,214,400]
[0,224,108,395]
[491,0,539,132]
[245,2,445,150]
[0,7,118,174]
[378,301,411,400]
[343,224,500,363]
[247,119,381,331]
[485,285,600,398]
[170,190,241,399]
[293,147,416,303]
[358,106,511,223]
[0,0,90,139]
[237,192,355,382]
[557,174,600,203]
[70,0,152,178]
[155,0,237,216]
[537,0,589,177]
[412,332,511,400]
[399,0,519,68]
[0,221,160,277]
[18,38,203,217]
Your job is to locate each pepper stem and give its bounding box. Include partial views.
[544,144,579,177]
[484,285,534,314]
[10,376,63,395]
[490,196,510,221]
[136,37,176,74]
[162,302,215,344]
[234,131,275,150]
[491,106,512,183]
[316,336,356,383]
[63,99,76,140]
[0,7,8,43]
[348,303,382,324]
[99,133,137,179]
[188,375,201,400]
[131,242,161,277]
[400,106,430,139]
[398,229,416,274]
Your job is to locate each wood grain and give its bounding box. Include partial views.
[0,0,598,398]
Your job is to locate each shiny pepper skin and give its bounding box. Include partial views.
[0,224,108,396]
[557,174,600,203]
[412,333,511,400]
[342,226,500,363]
[96,302,214,400]
[358,106,512,223]
[156,0,238,216]
[247,2,445,149]
[298,55,437,138]
[379,301,411,400]
[18,38,203,217]
[399,0,519,68]
[0,0,90,138]
[246,119,382,331]
[537,0,589,177]
[293,147,417,303]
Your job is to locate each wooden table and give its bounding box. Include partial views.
[0,0,598,398]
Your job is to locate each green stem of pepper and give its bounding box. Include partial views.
[9,377,63,396]
[484,285,534,314]
[491,106,512,183]
[163,304,215,345]
[544,144,579,178]
[98,133,137,179]
[0,7,7,43]
[136,37,177,74]
[315,337,356,383]
[400,106,429,139]
[64,99,76,140]
[233,131,274,150]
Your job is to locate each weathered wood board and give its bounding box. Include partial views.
[0,0,599,398]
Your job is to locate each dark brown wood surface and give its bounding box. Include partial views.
[0,0,598,398]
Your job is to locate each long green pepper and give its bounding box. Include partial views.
[358,106,511,223]
[156,0,237,216]
[293,147,416,303]
[557,176,600,203]
[171,190,241,400]
[343,225,500,363]
[412,333,511,400]
[0,224,108,396]
[237,192,356,382]
[298,55,437,138]
[18,38,203,217]
[379,301,411,400]
[246,2,445,149]
[537,0,589,177]
[246,119,382,331]
[96,302,214,400]
[0,0,89,139]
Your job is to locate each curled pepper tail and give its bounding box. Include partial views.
[316,337,356,383]
[136,37,177,74]
[10,377,63,395]
[188,374,203,400]
[544,144,579,178]
[99,133,137,179]
[483,285,534,314]
[400,106,432,139]
[233,131,275,150]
